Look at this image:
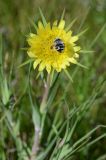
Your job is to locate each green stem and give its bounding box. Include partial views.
[30,74,51,159]
[30,126,41,160]
[40,74,50,114]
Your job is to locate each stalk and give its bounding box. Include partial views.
[30,126,40,160]
[30,74,50,160]
[40,74,51,113]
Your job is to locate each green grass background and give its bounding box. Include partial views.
[0,0,106,160]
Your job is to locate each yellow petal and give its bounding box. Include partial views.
[45,22,51,31]
[62,65,66,69]
[70,36,78,43]
[74,53,79,58]
[66,30,72,38]
[74,46,81,52]
[46,65,51,73]
[27,51,35,58]
[58,20,65,29]
[39,62,46,71]
[27,34,37,46]
[61,63,67,69]
[38,21,44,29]
[52,20,58,30]
[53,20,58,26]
[27,39,34,46]
[56,67,61,72]
[33,59,41,69]
[69,58,77,64]
[66,61,70,66]
[30,33,36,37]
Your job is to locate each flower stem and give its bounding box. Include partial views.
[30,126,40,160]
[30,74,50,160]
[40,74,50,114]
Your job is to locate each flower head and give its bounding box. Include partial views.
[27,19,81,73]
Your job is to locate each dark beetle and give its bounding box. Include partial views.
[54,38,65,53]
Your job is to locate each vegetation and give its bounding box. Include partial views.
[0,0,106,160]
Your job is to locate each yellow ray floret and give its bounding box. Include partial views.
[27,20,81,73]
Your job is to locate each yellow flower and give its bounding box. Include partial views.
[27,20,81,73]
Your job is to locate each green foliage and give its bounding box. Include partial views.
[0,0,106,160]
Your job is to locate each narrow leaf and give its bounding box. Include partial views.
[90,23,106,47]
[28,17,38,30]
[39,8,47,27]
[18,59,34,68]
[65,17,77,32]
[79,50,94,53]
[76,62,88,69]
[60,8,65,20]
[64,69,73,82]
[77,28,88,37]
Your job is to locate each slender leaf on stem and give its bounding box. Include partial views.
[18,59,34,68]
[60,8,65,21]
[90,23,106,47]
[65,18,78,32]
[39,8,47,27]
[64,69,73,82]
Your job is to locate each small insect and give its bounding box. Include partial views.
[51,38,65,53]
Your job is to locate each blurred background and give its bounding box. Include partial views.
[0,0,106,160]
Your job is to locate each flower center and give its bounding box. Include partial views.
[51,38,65,53]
